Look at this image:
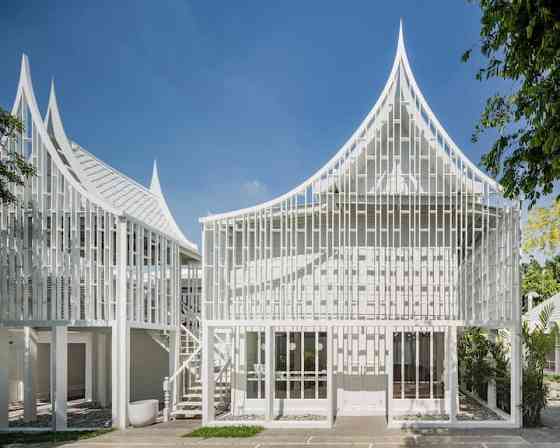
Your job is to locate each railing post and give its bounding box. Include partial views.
[163,376,170,422]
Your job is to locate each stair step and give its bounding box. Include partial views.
[170,409,201,418]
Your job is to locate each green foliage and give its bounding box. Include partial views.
[523,199,560,255]
[521,258,560,305]
[458,328,495,398]
[464,1,560,206]
[0,429,112,447]
[183,425,264,438]
[0,106,36,204]
[522,303,559,426]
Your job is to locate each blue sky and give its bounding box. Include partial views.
[0,1,554,248]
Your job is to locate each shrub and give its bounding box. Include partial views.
[522,304,559,427]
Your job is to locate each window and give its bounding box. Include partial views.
[393,330,445,400]
[246,331,266,399]
[275,331,327,400]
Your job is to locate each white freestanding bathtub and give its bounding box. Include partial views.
[128,399,158,427]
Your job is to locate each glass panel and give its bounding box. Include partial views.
[276,380,287,399]
[247,332,259,369]
[433,332,445,399]
[289,380,301,399]
[290,332,302,372]
[304,332,316,372]
[247,380,258,399]
[419,332,430,398]
[404,332,416,398]
[393,332,402,399]
[318,332,327,371]
[318,381,327,399]
[304,381,315,399]
[276,332,287,371]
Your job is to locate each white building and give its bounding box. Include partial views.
[0,55,200,429]
[198,24,522,428]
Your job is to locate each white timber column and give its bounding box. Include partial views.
[511,324,522,427]
[555,336,560,375]
[96,333,108,407]
[387,327,394,424]
[85,333,93,402]
[326,326,334,427]
[112,216,130,429]
[487,329,498,410]
[447,326,458,423]
[168,329,178,406]
[51,326,68,430]
[0,328,9,428]
[264,325,274,421]
[201,323,214,424]
[23,327,38,422]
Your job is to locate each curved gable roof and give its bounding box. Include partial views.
[200,21,503,224]
[15,54,198,254]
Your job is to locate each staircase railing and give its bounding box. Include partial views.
[163,323,232,421]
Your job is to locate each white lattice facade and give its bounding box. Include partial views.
[200,25,521,428]
[0,56,200,429]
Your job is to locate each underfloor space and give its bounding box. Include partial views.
[397,391,504,421]
[9,398,112,428]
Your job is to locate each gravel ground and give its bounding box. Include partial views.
[9,398,112,428]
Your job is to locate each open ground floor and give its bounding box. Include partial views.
[0,324,177,430]
[202,322,522,429]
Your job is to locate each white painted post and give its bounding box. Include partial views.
[23,327,37,422]
[51,326,68,430]
[387,327,393,424]
[487,329,497,410]
[327,326,334,427]
[85,333,93,402]
[202,323,215,425]
[265,325,274,421]
[111,216,130,429]
[511,325,522,427]
[0,328,9,428]
[96,333,108,407]
[447,326,458,423]
[555,337,560,375]
[168,329,178,409]
[111,323,130,429]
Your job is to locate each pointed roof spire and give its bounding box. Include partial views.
[150,159,163,196]
[397,18,406,58]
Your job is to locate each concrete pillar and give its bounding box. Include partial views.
[51,326,68,430]
[511,325,522,427]
[111,324,130,429]
[201,324,214,425]
[23,327,37,422]
[447,326,458,423]
[111,216,130,429]
[326,326,334,427]
[0,328,9,428]
[387,327,394,424]
[168,329,178,406]
[487,329,498,410]
[85,333,93,402]
[264,326,274,421]
[96,333,108,407]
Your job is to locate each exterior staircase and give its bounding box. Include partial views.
[163,320,232,420]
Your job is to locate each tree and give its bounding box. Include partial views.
[523,199,560,255]
[522,303,559,426]
[521,259,560,304]
[0,106,36,204]
[463,1,560,206]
